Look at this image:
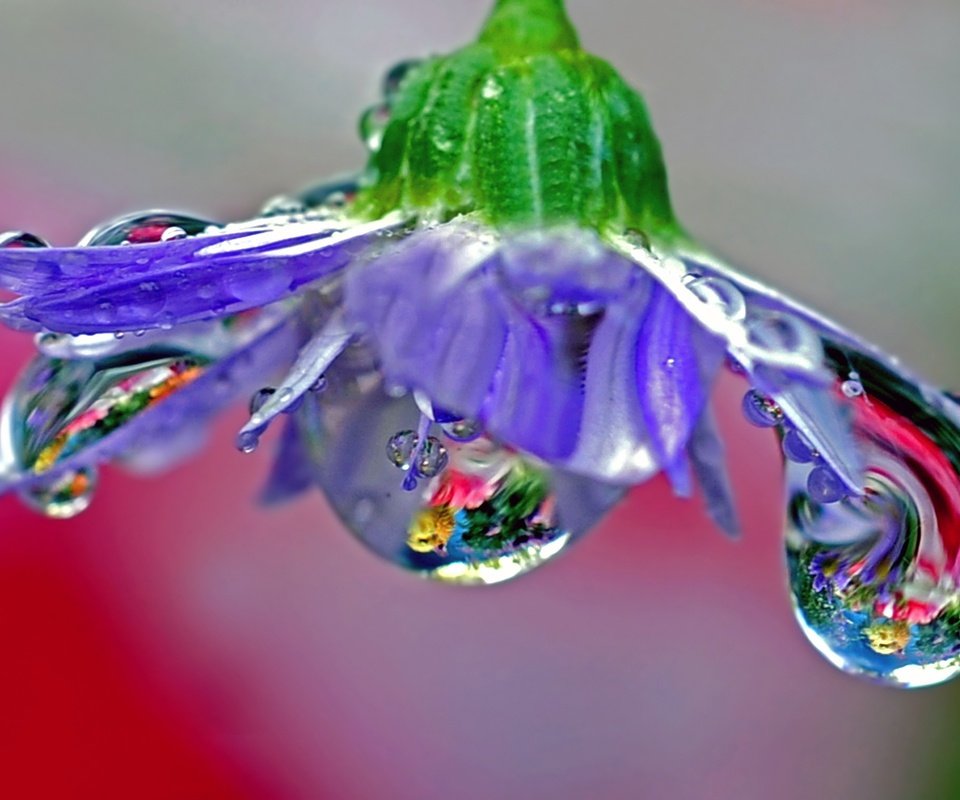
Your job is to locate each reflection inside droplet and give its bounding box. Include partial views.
[305,377,623,585]
[785,350,960,688]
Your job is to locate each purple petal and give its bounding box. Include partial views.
[1,214,404,334]
[686,406,741,538]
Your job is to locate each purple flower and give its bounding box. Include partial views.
[1,0,958,608]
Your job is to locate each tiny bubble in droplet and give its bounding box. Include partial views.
[841,380,864,398]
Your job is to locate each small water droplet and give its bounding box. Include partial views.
[440,418,483,442]
[249,387,276,415]
[842,379,864,398]
[386,429,419,470]
[382,59,422,99]
[236,429,261,454]
[782,428,816,464]
[359,104,391,152]
[414,436,449,478]
[309,376,328,393]
[19,466,98,519]
[685,276,746,320]
[742,389,782,428]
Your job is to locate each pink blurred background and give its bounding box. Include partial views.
[2,1,960,798]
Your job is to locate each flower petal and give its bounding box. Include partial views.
[0,213,406,334]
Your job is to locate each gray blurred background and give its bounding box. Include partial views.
[1,1,959,798]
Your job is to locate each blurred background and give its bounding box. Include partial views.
[1,0,959,797]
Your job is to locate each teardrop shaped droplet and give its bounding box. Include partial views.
[18,466,98,519]
[359,103,391,152]
[6,350,210,481]
[78,211,215,247]
[785,353,960,688]
[305,373,624,584]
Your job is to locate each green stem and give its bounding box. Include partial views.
[477,0,579,55]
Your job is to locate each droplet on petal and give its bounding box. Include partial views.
[18,466,98,519]
[742,389,783,428]
[786,354,960,687]
[77,211,215,247]
[440,418,483,442]
[305,378,623,585]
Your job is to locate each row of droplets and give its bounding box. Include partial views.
[742,381,862,504]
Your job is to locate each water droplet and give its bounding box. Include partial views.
[249,387,276,415]
[310,384,617,585]
[0,230,49,249]
[782,428,816,464]
[382,59,422,99]
[236,429,260,454]
[440,418,483,442]
[685,276,746,320]
[414,436,448,478]
[742,389,782,427]
[806,466,846,504]
[7,352,209,481]
[842,379,864,398]
[78,211,215,247]
[309,376,327,393]
[386,429,419,470]
[786,357,960,687]
[359,104,391,152]
[19,466,98,519]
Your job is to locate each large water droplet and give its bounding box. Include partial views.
[78,211,215,247]
[786,354,960,688]
[307,375,624,584]
[18,466,98,519]
[5,350,210,481]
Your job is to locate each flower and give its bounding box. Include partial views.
[2,0,960,686]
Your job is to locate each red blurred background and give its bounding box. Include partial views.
[2,1,959,798]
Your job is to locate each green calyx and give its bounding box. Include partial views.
[357,0,676,235]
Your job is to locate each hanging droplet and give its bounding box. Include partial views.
[440,418,483,442]
[306,377,624,585]
[5,350,210,481]
[249,387,276,415]
[236,429,261,454]
[18,466,98,519]
[685,275,746,321]
[359,103,391,152]
[414,435,448,478]
[742,389,783,428]
[386,429,419,470]
[786,353,960,688]
[382,59,423,99]
[78,211,215,247]
[782,428,816,464]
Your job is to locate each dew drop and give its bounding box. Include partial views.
[19,466,98,519]
[386,429,419,470]
[236,429,261,454]
[249,387,276,415]
[310,384,619,585]
[414,436,449,478]
[382,59,422,99]
[685,275,746,320]
[786,357,960,687]
[359,103,391,152]
[742,389,782,428]
[782,428,816,464]
[78,211,215,247]
[806,466,846,504]
[440,418,483,442]
[842,379,864,398]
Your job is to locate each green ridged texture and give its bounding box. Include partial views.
[357,0,676,234]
